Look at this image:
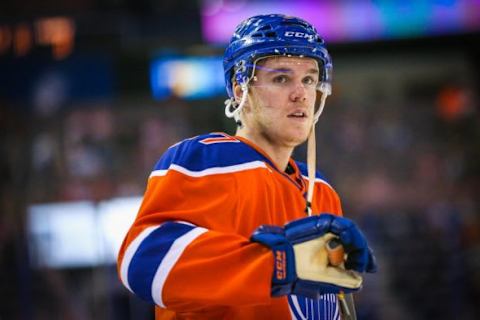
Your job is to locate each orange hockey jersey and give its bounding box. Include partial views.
[117,132,344,320]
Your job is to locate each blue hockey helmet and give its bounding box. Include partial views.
[223,14,333,99]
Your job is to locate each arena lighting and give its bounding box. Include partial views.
[0,17,75,59]
[27,201,99,268]
[14,23,33,56]
[150,55,225,100]
[201,0,480,44]
[0,23,34,57]
[0,25,12,54]
[96,197,143,264]
[27,197,140,268]
[35,16,75,59]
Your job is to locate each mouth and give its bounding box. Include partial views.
[287,111,308,120]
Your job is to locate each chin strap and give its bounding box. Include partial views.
[306,84,330,216]
[224,82,249,124]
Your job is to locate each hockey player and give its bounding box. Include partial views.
[117,14,377,319]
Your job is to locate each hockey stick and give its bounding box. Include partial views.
[327,239,357,320]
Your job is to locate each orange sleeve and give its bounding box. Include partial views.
[312,180,344,217]
[117,169,275,312]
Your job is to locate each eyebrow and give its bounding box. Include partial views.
[255,65,319,75]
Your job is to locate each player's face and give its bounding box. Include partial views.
[241,56,319,148]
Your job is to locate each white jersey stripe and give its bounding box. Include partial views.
[301,175,334,191]
[149,161,267,179]
[289,295,307,320]
[149,169,168,177]
[151,227,208,308]
[333,298,340,320]
[289,305,298,320]
[119,225,160,293]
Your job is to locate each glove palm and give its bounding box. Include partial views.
[251,213,376,298]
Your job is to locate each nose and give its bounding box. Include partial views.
[289,82,307,102]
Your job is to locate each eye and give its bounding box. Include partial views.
[303,76,317,86]
[272,75,289,84]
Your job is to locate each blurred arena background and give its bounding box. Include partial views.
[1,0,480,319]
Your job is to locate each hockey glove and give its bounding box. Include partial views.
[250,213,377,299]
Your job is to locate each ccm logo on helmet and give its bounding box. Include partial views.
[284,31,315,41]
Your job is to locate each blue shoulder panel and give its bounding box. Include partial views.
[295,161,330,184]
[153,133,266,172]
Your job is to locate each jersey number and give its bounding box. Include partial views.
[199,133,239,145]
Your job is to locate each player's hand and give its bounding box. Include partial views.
[250,213,377,299]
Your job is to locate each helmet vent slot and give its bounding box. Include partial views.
[251,31,276,38]
[257,25,272,31]
[280,21,309,28]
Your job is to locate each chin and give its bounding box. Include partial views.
[295,129,310,142]
[283,132,309,147]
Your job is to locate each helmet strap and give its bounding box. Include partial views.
[224,82,249,125]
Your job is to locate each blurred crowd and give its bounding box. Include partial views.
[1,66,480,319]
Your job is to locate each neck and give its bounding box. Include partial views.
[236,128,294,171]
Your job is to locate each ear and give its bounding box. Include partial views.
[233,82,243,103]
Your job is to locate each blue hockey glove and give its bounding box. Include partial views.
[250,213,377,299]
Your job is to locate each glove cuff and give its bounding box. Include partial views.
[293,279,357,298]
[250,225,296,296]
